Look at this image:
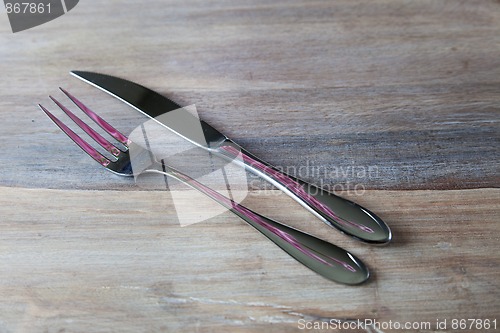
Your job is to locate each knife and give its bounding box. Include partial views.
[71,71,392,244]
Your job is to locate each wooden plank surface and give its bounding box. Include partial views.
[0,187,499,333]
[0,0,499,332]
[0,0,498,191]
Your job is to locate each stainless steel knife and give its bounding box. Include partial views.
[71,71,392,244]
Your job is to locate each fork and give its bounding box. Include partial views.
[38,88,370,285]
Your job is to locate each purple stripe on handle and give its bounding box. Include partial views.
[39,104,111,167]
[220,145,374,234]
[49,96,121,156]
[237,206,357,272]
[60,88,130,146]
[174,171,356,272]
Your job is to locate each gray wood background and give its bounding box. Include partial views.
[0,1,499,332]
[1,0,498,191]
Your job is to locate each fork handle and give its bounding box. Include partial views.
[159,165,369,285]
[215,141,391,244]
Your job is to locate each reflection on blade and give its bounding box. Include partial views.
[70,71,227,148]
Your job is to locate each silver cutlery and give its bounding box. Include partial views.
[70,71,392,244]
[39,88,370,285]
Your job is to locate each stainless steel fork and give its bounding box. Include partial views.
[38,88,369,285]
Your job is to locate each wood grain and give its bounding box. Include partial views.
[0,0,498,191]
[0,187,499,332]
[0,0,499,332]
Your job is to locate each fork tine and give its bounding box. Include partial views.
[59,88,130,146]
[39,104,112,167]
[49,96,122,157]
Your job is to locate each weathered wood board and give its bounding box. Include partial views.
[0,0,499,332]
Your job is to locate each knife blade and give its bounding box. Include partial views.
[71,70,392,244]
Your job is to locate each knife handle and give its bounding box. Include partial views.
[217,141,391,244]
[162,165,369,285]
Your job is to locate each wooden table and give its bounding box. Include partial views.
[1,1,499,332]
